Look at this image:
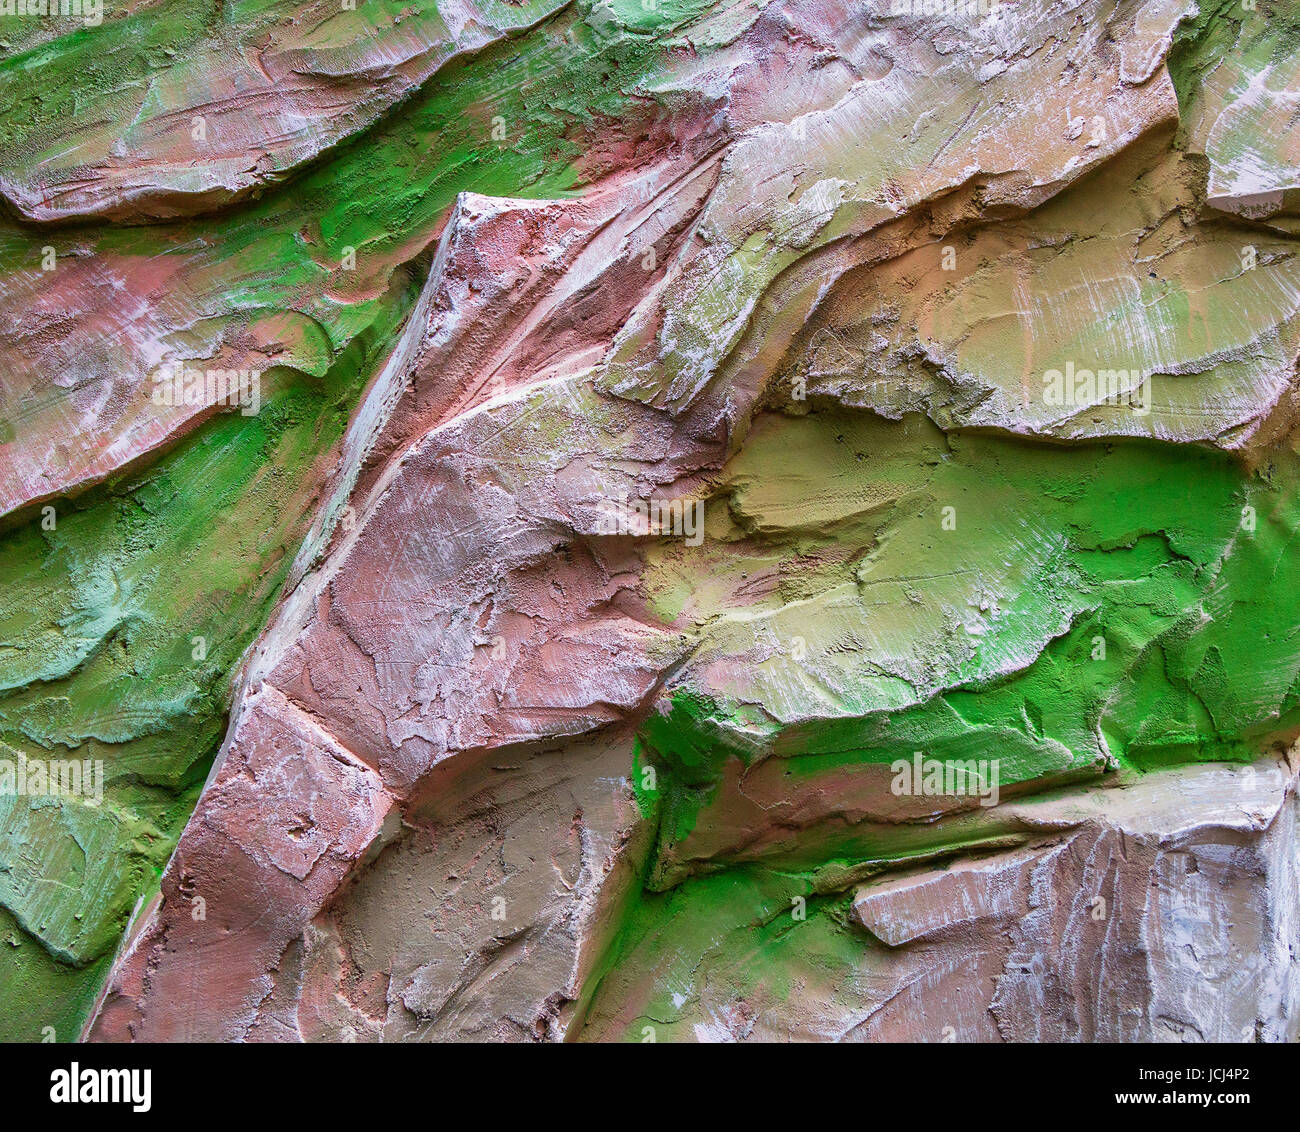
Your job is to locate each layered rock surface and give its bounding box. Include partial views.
[582,753,1300,1042]
[1,0,1298,1041]
[0,0,572,224]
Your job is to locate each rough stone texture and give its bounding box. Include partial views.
[852,756,1300,1043]
[89,685,395,1041]
[577,753,1300,1042]
[2,0,1299,1042]
[0,0,571,224]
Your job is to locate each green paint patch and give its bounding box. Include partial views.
[578,863,866,1042]
[637,410,1300,876]
[0,1,753,1039]
[0,263,420,1040]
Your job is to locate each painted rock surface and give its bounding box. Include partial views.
[1,0,1299,1043]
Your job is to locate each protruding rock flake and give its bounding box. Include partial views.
[1,0,1298,1047]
